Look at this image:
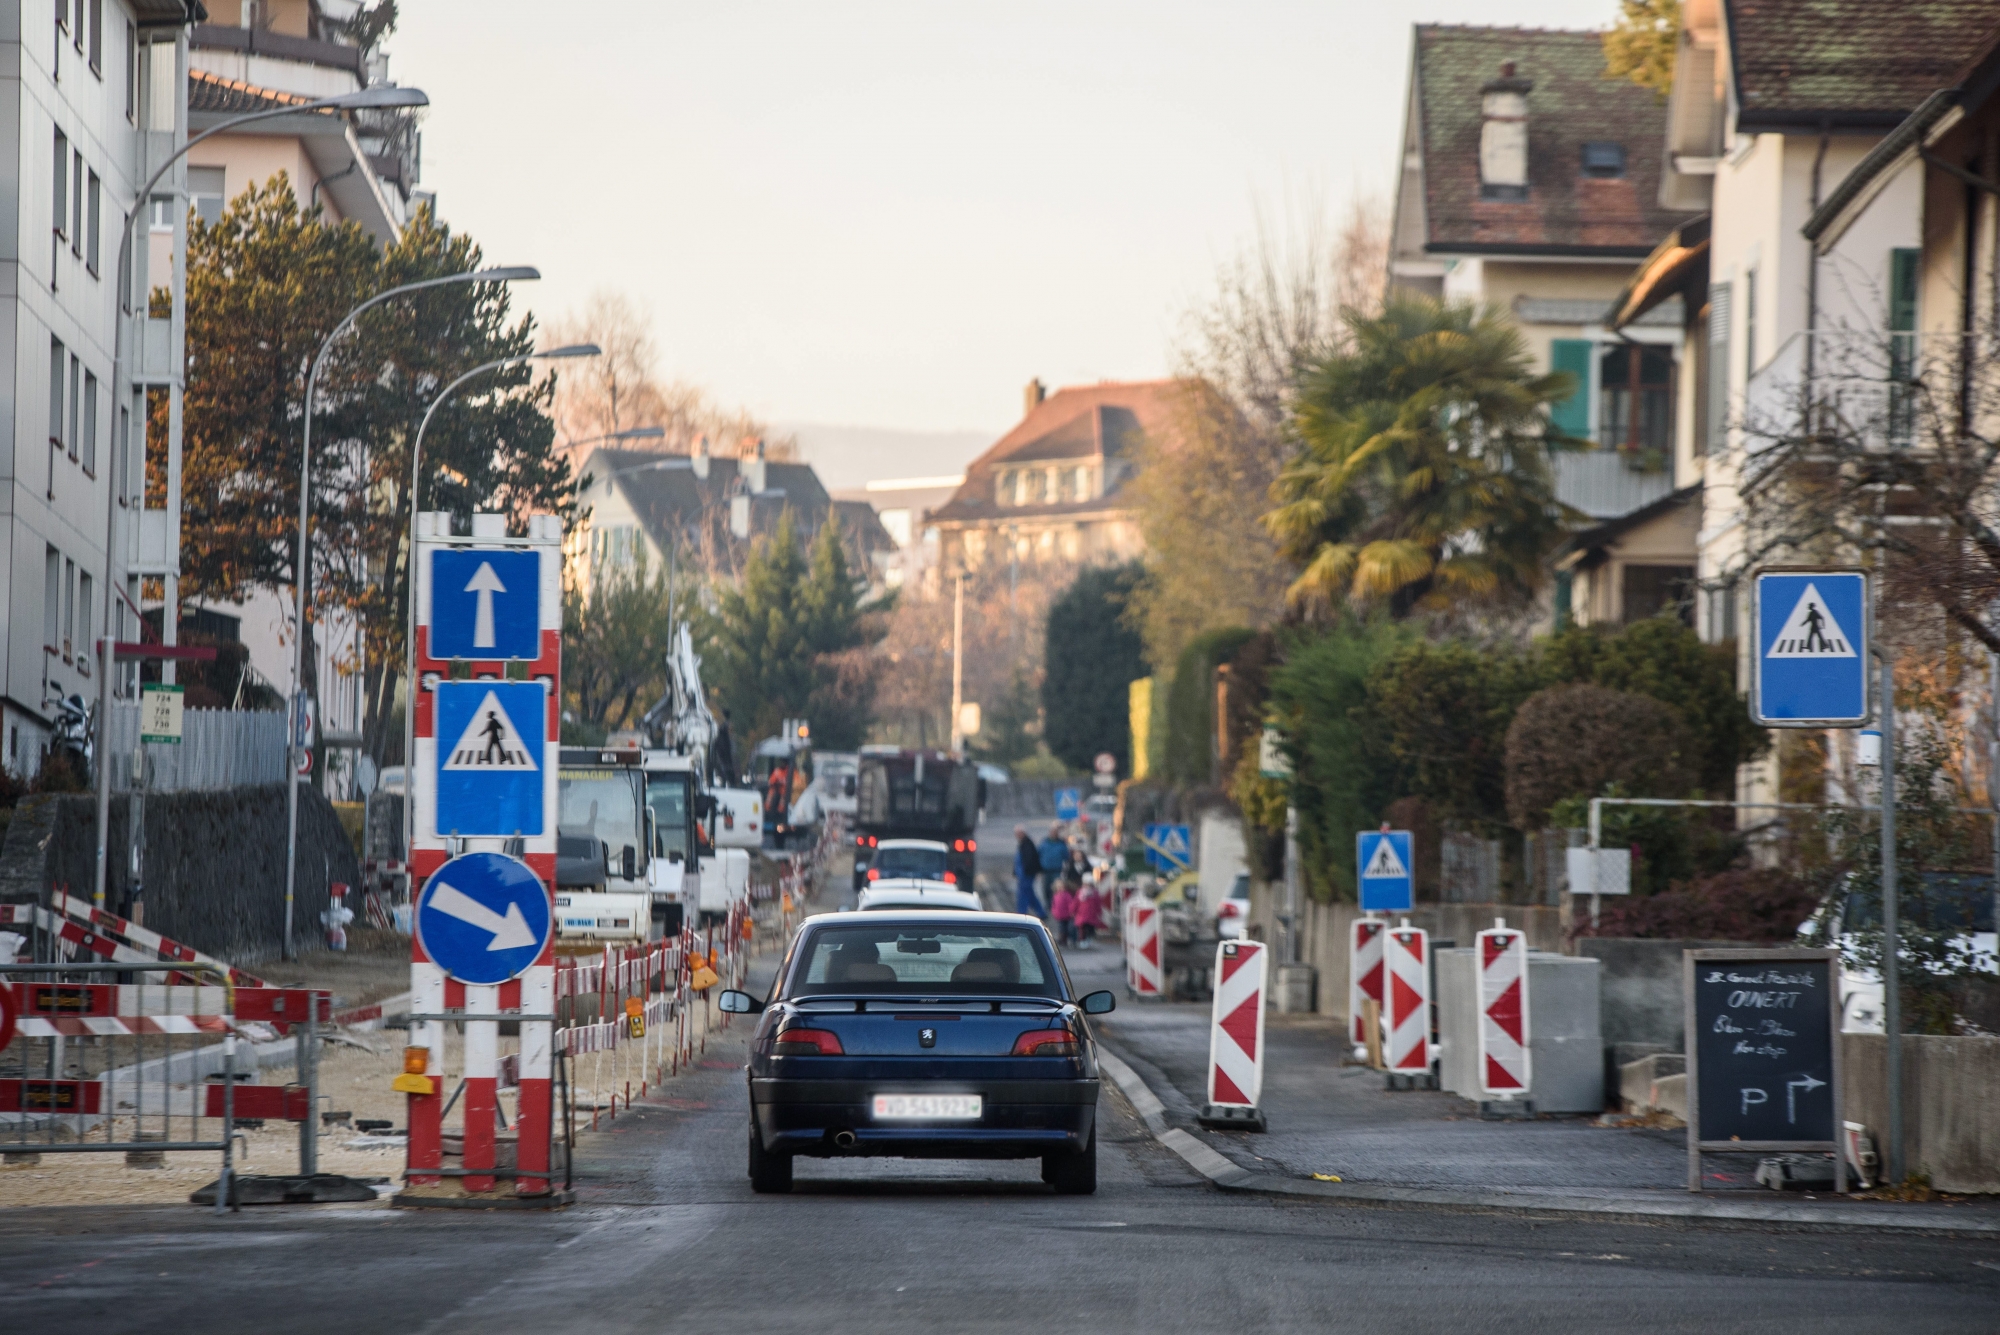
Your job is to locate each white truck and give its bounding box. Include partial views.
[554,746,656,943]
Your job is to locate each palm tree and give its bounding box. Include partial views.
[1265,296,1583,617]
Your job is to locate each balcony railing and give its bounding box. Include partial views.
[1741,329,1964,455]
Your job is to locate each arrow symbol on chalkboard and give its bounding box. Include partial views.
[1786,1073,1826,1123]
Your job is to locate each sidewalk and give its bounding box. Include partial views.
[1070,944,2000,1236]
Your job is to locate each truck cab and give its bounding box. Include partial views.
[851,747,983,891]
[555,746,655,943]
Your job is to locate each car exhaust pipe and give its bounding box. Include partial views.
[832,1129,857,1149]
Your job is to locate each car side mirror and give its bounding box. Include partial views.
[668,849,684,864]
[718,989,763,1014]
[621,845,637,880]
[1080,990,1116,1015]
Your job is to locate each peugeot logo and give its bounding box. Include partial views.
[919,1027,937,1048]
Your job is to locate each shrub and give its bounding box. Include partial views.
[1580,868,1822,942]
[1504,683,1692,830]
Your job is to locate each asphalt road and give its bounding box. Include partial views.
[4,988,1998,1333]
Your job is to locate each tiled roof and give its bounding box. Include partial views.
[1727,0,1999,128]
[927,380,1188,526]
[1413,25,1696,255]
[588,448,893,565]
[188,69,320,116]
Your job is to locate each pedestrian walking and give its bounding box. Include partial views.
[1037,823,1068,907]
[1050,881,1077,948]
[1074,880,1103,949]
[1013,825,1045,918]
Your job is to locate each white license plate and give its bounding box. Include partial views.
[871,1093,982,1120]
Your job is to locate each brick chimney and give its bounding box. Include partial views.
[1479,61,1533,201]
[1023,378,1046,419]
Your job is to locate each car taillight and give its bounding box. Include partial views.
[942,872,957,884]
[968,839,976,851]
[1011,1028,1078,1057]
[952,839,965,852]
[1219,901,1243,917]
[867,868,880,881]
[856,835,868,847]
[771,1027,844,1056]
[867,836,878,847]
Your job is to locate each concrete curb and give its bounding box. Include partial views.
[1093,1044,2000,1237]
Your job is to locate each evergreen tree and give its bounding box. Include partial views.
[1042,563,1146,773]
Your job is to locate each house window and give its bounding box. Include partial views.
[116,401,129,505]
[52,128,68,283]
[1549,338,1593,437]
[188,165,226,226]
[73,0,86,52]
[1705,283,1731,452]
[44,548,61,650]
[78,574,93,671]
[1706,578,1738,643]
[1622,565,1695,625]
[1599,343,1674,456]
[1580,141,1626,178]
[125,22,137,121]
[82,371,97,474]
[86,170,100,274]
[995,469,1014,505]
[1888,247,1919,446]
[69,354,81,460]
[88,0,102,75]
[64,558,76,660]
[1743,268,1758,383]
[49,338,66,453]
[72,150,84,257]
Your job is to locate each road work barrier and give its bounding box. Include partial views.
[1348,917,1385,1052]
[1124,900,1162,997]
[1476,920,1531,1112]
[1384,923,1432,1084]
[1198,938,1267,1131]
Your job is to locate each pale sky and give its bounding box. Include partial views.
[393,1,1620,437]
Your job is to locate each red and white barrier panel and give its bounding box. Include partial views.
[4,983,323,1038]
[1476,922,1531,1104]
[1348,917,1385,1050]
[1384,925,1430,1077]
[1124,900,1162,997]
[51,892,266,986]
[1199,938,1268,1130]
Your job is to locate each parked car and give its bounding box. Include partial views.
[1804,872,1997,1031]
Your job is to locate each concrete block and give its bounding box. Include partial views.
[1619,1052,1685,1111]
[1648,1072,1687,1121]
[1274,963,1317,1014]
[1436,948,1603,1112]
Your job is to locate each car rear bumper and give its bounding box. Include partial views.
[751,1077,1098,1158]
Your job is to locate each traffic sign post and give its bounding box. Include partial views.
[1142,823,1192,872]
[1752,570,1869,726]
[1356,829,1413,912]
[1054,787,1080,822]
[405,511,563,1204]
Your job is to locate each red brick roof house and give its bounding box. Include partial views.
[927,379,1189,577]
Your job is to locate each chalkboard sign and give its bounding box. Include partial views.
[1684,949,1844,1193]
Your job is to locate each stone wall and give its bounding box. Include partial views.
[9,784,360,965]
[1842,1033,2000,1194]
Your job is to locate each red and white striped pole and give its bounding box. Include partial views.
[1384,922,1430,1084]
[1476,918,1531,1112]
[1199,938,1268,1131]
[1348,917,1386,1053]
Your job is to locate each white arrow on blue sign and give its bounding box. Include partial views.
[434,681,546,836]
[1356,829,1414,912]
[430,548,542,660]
[416,852,551,985]
[1753,570,1869,726]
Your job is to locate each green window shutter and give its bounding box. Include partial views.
[1549,338,1593,438]
[1889,248,1919,331]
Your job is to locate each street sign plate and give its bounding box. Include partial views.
[1356,829,1414,912]
[1753,571,1868,726]
[139,684,184,744]
[415,852,552,985]
[1093,752,1117,776]
[1144,823,1191,871]
[1054,787,1080,821]
[430,549,542,660]
[433,681,547,836]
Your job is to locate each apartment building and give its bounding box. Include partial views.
[1,3,201,779]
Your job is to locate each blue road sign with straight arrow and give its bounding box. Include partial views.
[416,852,551,985]
[431,548,542,660]
[1753,571,1869,726]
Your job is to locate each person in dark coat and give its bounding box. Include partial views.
[1014,825,1045,917]
[711,709,738,787]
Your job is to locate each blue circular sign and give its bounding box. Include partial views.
[415,852,552,985]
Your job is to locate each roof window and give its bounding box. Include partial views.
[1581,141,1627,179]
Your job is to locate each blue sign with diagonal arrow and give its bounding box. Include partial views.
[415,852,551,985]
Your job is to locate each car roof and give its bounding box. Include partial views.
[800,908,1041,927]
[878,839,949,852]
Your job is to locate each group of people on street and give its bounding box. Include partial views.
[1013,821,1104,949]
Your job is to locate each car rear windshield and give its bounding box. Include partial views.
[875,846,949,879]
[789,924,1060,998]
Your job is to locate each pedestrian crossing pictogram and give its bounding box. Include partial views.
[1766,583,1855,657]
[1362,837,1408,879]
[442,690,539,771]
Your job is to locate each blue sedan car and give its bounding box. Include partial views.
[719,910,1115,1195]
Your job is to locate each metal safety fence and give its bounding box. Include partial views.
[101,704,287,793]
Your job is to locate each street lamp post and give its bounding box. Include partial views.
[398,343,601,870]
[93,85,431,914]
[280,265,541,959]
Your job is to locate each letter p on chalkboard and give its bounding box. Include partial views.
[1684,948,1846,1195]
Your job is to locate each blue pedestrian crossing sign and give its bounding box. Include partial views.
[430,548,542,660]
[433,681,546,836]
[1753,571,1869,727]
[1054,787,1080,821]
[1356,829,1414,912]
[416,852,551,985]
[1143,822,1192,871]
